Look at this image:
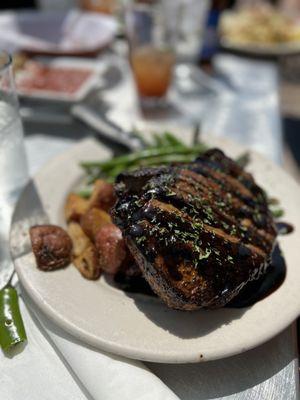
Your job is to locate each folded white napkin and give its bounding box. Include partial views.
[0,292,179,400]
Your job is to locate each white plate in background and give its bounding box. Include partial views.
[0,10,117,56]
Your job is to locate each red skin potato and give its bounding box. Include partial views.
[95,224,127,274]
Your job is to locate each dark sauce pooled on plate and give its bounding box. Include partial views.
[227,244,286,308]
[114,223,293,308]
[275,222,294,235]
[114,271,154,296]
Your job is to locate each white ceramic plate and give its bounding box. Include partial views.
[11,137,300,363]
[0,10,117,56]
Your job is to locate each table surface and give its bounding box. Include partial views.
[21,51,299,400]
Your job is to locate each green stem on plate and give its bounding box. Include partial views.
[0,286,27,351]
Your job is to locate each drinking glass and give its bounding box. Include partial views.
[0,51,28,205]
[81,0,118,14]
[0,51,28,288]
[125,1,176,108]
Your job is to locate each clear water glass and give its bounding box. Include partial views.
[0,51,28,284]
[0,51,28,206]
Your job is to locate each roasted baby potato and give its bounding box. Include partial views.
[67,222,90,257]
[30,225,72,271]
[95,224,127,274]
[73,244,101,280]
[65,193,89,223]
[88,179,116,212]
[80,207,111,242]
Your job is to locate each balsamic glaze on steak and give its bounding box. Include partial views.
[112,149,277,310]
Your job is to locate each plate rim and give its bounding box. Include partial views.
[0,9,117,57]
[220,37,300,57]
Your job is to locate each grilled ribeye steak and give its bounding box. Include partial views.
[112,149,277,310]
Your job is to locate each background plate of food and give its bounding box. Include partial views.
[219,4,300,56]
[14,56,103,103]
[10,134,300,363]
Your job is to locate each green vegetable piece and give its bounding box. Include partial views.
[77,187,93,199]
[0,286,27,351]
[80,142,209,183]
[236,152,250,168]
[271,208,284,219]
[161,132,185,147]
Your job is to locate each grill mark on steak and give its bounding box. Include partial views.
[140,174,274,254]
[112,149,277,310]
[196,149,264,195]
[135,198,267,261]
[170,176,274,248]
[180,168,269,218]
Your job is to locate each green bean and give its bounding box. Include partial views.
[236,152,250,168]
[81,144,208,171]
[271,208,284,218]
[99,154,197,180]
[162,132,185,147]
